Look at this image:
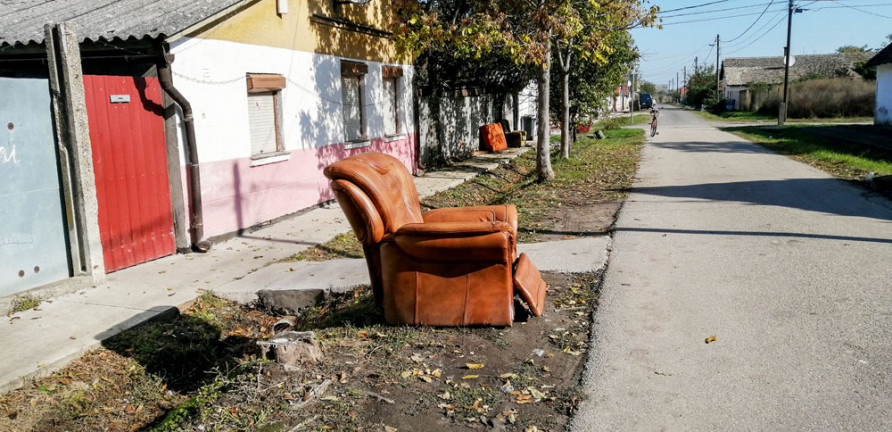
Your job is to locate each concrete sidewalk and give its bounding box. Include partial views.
[1,147,610,392]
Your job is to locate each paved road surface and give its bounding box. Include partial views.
[572,105,892,431]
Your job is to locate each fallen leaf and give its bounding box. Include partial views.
[320,396,340,401]
[705,336,717,344]
[465,363,485,370]
[437,391,452,400]
[410,354,425,363]
[499,373,518,379]
[419,376,432,383]
[384,426,398,432]
[462,375,479,380]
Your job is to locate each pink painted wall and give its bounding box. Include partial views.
[196,135,416,238]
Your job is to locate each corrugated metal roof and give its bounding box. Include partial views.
[865,44,892,68]
[722,53,874,86]
[0,0,255,47]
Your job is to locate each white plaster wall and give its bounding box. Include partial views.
[876,64,892,125]
[168,37,415,164]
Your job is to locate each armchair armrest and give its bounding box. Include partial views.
[392,221,513,262]
[423,205,517,233]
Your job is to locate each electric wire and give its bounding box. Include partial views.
[722,1,775,43]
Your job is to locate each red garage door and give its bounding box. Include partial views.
[84,75,175,272]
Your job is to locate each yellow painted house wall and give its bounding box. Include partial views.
[192,0,408,64]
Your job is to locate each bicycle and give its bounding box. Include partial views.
[649,108,658,137]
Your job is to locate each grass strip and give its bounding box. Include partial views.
[725,126,892,180]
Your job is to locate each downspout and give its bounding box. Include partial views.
[412,69,425,173]
[157,45,211,252]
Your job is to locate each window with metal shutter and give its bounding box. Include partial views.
[247,92,278,155]
[342,76,363,141]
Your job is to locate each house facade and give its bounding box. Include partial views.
[720,53,874,110]
[167,0,416,239]
[0,0,416,296]
[865,45,892,125]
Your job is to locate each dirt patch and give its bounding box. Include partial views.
[0,272,600,432]
[540,201,621,242]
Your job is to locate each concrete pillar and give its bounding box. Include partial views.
[45,22,105,281]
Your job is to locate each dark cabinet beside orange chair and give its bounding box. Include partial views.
[324,153,546,326]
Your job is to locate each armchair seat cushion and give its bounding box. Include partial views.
[393,222,513,262]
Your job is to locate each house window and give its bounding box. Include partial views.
[382,66,403,136]
[342,60,368,142]
[246,74,286,158]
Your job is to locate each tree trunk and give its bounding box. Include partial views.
[536,42,555,181]
[560,68,571,159]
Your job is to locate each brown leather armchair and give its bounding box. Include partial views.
[323,153,546,326]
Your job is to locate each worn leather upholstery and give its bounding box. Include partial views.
[479,123,508,152]
[324,153,545,326]
[499,119,526,148]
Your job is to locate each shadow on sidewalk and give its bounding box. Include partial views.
[615,227,892,244]
[630,178,892,221]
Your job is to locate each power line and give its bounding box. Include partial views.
[661,0,735,14]
[659,8,788,26]
[660,2,775,19]
[724,12,788,55]
[815,3,892,19]
[721,9,786,50]
[722,1,775,43]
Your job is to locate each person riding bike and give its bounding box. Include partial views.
[649,107,658,137]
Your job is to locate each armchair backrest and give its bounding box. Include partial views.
[323,153,423,244]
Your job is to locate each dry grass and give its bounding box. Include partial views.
[755,78,875,118]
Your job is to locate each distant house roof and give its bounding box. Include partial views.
[865,44,892,68]
[721,52,875,86]
[0,0,256,47]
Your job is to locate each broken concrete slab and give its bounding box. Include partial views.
[518,236,611,274]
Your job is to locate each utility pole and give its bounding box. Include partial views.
[715,34,720,103]
[779,0,794,125]
[683,66,687,105]
[676,71,680,103]
[694,56,698,74]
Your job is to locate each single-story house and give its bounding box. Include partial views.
[720,52,874,110]
[865,44,892,125]
[0,0,538,299]
[0,0,418,296]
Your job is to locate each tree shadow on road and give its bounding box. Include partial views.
[629,178,892,222]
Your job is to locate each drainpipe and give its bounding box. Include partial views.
[412,69,425,173]
[157,46,211,252]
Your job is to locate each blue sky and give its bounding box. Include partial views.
[631,0,892,88]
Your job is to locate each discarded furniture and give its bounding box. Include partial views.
[499,119,526,148]
[479,122,508,152]
[324,153,547,326]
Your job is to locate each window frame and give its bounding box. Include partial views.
[341,60,369,144]
[381,65,404,137]
[245,73,288,165]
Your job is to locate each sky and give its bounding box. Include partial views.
[631,0,892,88]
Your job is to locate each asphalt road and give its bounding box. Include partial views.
[571,105,892,431]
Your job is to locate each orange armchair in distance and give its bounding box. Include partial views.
[323,153,547,326]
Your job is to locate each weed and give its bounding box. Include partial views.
[9,294,42,314]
